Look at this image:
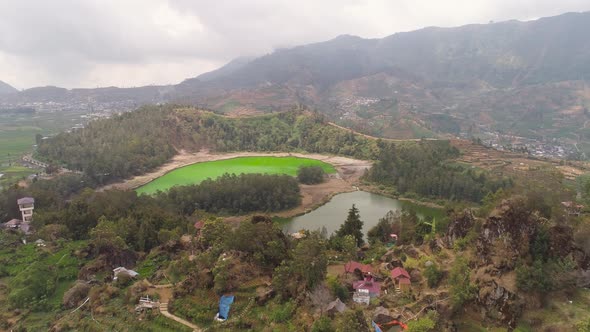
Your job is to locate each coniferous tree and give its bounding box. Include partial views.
[336,204,364,246]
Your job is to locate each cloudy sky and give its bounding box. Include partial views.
[1,0,589,90]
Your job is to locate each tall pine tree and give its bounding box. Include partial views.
[336,204,364,246]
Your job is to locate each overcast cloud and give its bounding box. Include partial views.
[1,0,589,89]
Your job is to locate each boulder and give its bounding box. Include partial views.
[373,306,395,325]
[429,238,444,253]
[325,298,347,316]
[405,246,420,259]
[410,269,422,283]
[63,281,91,309]
[255,287,275,306]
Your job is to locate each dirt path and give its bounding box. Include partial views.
[146,282,201,331]
[159,301,202,332]
[98,150,372,218]
[327,122,440,141]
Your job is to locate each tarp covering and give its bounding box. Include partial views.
[218,295,235,320]
[372,320,383,332]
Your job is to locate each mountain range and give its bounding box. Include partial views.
[0,80,17,95]
[2,11,590,143]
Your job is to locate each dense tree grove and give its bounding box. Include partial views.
[272,232,328,300]
[37,107,380,184]
[37,107,178,183]
[366,140,512,201]
[161,173,301,215]
[297,165,326,184]
[334,204,364,247]
[0,173,299,253]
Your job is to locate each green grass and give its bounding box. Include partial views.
[136,156,337,195]
[0,127,39,169]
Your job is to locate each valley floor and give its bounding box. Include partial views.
[99,150,372,218]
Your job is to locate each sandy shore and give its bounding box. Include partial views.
[98,150,373,218]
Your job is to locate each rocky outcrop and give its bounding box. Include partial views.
[477,279,523,329]
[444,209,475,248]
[255,287,275,306]
[63,281,91,309]
[476,199,541,268]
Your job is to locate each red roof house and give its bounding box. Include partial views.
[345,261,373,274]
[391,267,411,292]
[194,221,205,230]
[391,267,410,280]
[353,280,381,297]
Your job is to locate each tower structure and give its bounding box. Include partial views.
[17,197,34,223]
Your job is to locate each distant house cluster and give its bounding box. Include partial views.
[344,260,412,306]
[0,197,35,234]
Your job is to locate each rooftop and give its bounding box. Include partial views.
[353,280,381,296]
[345,261,373,274]
[17,197,35,205]
[391,267,410,280]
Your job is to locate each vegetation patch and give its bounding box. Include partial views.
[137,156,336,195]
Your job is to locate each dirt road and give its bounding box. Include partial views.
[159,301,202,332]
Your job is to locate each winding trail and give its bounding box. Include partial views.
[159,301,202,332]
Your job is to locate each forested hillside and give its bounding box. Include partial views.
[37,106,380,183]
[36,106,510,203]
[365,141,512,201]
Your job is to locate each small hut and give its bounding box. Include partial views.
[391,267,411,292]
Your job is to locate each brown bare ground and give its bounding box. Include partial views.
[99,150,372,218]
[450,139,590,180]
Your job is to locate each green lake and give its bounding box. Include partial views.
[282,191,444,237]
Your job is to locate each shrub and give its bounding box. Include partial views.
[270,301,295,323]
[297,166,326,184]
[407,311,438,332]
[424,264,443,288]
[312,316,333,332]
[516,260,552,292]
[449,257,475,309]
[327,276,349,301]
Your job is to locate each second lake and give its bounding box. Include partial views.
[282,191,444,237]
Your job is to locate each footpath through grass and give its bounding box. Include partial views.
[136,156,336,195]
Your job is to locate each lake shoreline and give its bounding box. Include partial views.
[281,191,445,236]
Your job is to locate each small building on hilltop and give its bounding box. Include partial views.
[345,260,373,277]
[0,218,32,234]
[17,197,35,223]
[325,298,347,316]
[353,273,381,305]
[1,218,22,230]
[353,279,381,298]
[353,288,371,305]
[113,267,139,280]
[135,296,159,312]
[391,267,411,292]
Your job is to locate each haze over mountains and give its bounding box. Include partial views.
[2,11,590,145]
[0,80,17,95]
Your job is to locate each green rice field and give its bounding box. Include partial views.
[136,156,337,195]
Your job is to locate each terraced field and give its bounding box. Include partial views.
[136,156,337,195]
